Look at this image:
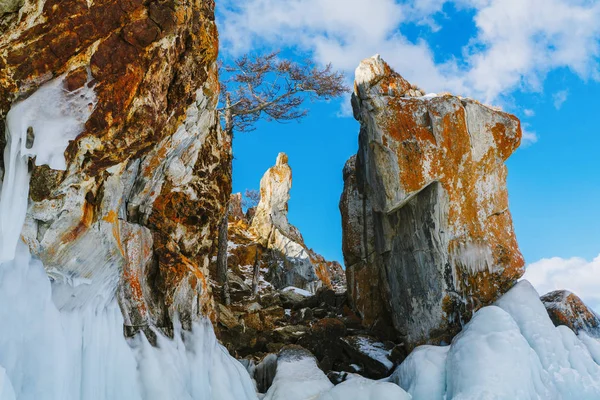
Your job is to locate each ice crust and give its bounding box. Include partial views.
[394,280,600,399]
[0,242,259,400]
[263,354,411,400]
[0,75,96,262]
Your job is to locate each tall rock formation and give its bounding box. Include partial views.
[0,0,228,336]
[249,152,338,292]
[220,152,345,294]
[341,55,525,347]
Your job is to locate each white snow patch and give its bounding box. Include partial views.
[263,356,333,400]
[348,336,394,370]
[281,286,312,297]
[316,376,411,400]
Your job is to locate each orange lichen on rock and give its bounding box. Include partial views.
[541,290,600,337]
[342,55,525,348]
[60,200,95,244]
[2,0,227,337]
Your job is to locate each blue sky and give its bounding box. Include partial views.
[218,0,600,307]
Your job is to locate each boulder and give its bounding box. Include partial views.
[340,335,395,379]
[541,290,600,337]
[342,55,525,349]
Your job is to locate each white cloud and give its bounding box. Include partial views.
[521,123,538,146]
[523,254,600,312]
[553,90,569,109]
[218,0,600,105]
[523,109,535,117]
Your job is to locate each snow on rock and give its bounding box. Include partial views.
[0,366,15,400]
[390,345,448,400]
[263,347,333,400]
[392,280,600,399]
[541,290,600,338]
[282,286,313,297]
[316,376,411,400]
[341,335,394,371]
[264,346,411,400]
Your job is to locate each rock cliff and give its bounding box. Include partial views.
[0,0,228,337]
[341,55,525,348]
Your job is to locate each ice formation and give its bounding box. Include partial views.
[263,351,409,400]
[394,281,600,399]
[0,78,260,400]
[0,76,96,262]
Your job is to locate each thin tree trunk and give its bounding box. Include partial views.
[216,93,234,305]
[216,205,231,306]
[251,246,260,295]
[225,93,233,137]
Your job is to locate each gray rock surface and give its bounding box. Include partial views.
[341,55,525,348]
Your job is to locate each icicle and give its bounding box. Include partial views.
[0,76,96,262]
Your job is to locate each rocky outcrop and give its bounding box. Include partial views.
[341,55,525,348]
[541,290,600,338]
[236,152,345,293]
[250,153,319,291]
[1,0,227,336]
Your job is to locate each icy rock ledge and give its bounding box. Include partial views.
[392,280,600,399]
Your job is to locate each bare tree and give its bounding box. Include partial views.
[215,52,349,303]
[218,51,349,136]
[216,205,231,306]
[242,189,261,210]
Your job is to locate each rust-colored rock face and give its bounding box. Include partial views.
[541,290,600,338]
[341,55,525,348]
[1,0,228,335]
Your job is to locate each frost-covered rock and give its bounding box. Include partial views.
[316,376,411,400]
[541,290,600,338]
[0,0,228,335]
[263,346,334,400]
[264,346,410,400]
[394,280,600,399]
[341,55,525,348]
